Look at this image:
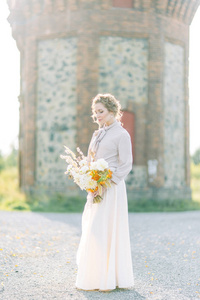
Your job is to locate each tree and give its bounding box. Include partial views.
[192,148,200,165]
[0,151,5,171]
[0,146,18,172]
[5,146,18,168]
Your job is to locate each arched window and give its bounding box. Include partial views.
[121,110,135,163]
[113,0,133,8]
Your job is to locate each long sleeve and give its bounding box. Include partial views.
[111,132,133,184]
[87,133,95,162]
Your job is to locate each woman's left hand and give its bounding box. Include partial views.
[94,186,106,198]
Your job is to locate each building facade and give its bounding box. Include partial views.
[8,0,199,199]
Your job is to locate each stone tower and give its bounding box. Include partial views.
[8,0,199,200]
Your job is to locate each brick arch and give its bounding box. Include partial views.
[121,110,135,163]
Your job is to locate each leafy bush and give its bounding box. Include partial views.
[192,148,200,165]
[0,146,18,172]
[0,151,5,171]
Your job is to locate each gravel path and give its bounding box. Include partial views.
[0,210,200,300]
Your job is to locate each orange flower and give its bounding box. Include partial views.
[93,174,101,181]
[90,170,101,181]
[87,186,98,193]
[107,170,112,178]
[100,181,105,185]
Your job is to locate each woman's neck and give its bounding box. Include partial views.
[105,119,116,127]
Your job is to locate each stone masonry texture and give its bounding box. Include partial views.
[163,42,185,188]
[36,37,77,190]
[7,0,200,200]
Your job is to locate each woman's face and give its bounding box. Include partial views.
[94,102,113,127]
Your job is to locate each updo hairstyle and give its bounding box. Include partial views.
[91,93,122,123]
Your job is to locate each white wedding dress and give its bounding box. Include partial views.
[75,121,134,291]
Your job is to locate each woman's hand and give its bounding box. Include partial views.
[93,186,106,198]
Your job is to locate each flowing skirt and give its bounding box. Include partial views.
[75,180,134,291]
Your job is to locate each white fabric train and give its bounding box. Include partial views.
[76,180,134,291]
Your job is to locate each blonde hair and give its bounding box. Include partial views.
[91,93,122,123]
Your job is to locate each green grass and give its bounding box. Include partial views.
[191,162,200,203]
[0,167,85,212]
[128,197,200,212]
[0,163,200,212]
[0,167,29,211]
[28,192,85,213]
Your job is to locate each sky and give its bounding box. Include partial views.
[0,2,199,155]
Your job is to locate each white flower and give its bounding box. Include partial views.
[90,159,108,171]
[79,173,90,190]
[78,173,97,191]
[80,165,89,174]
[70,169,76,177]
[79,159,88,167]
[96,158,108,171]
[67,164,73,173]
[73,173,81,185]
[90,161,98,170]
[87,178,97,190]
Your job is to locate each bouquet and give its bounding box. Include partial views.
[60,146,112,203]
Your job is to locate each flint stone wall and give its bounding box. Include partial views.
[36,37,77,190]
[163,42,185,188]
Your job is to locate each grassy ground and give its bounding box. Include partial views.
[0,167,85,212]
[0,164,200,212]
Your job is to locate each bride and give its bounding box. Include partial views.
[76,93,134,291]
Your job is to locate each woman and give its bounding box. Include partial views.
[76,93,134,291]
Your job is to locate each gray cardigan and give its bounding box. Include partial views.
[88,120,133,185]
